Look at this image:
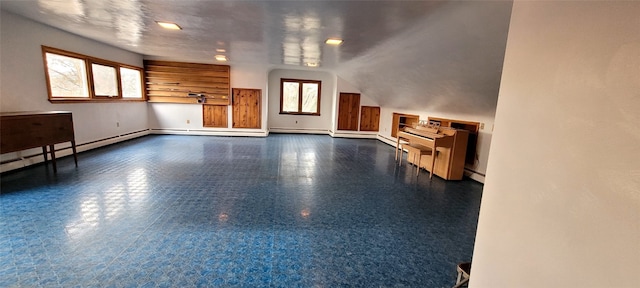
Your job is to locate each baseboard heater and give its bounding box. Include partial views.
[268,128,331,135]
[1,129,150,172]
[150,128,268,137]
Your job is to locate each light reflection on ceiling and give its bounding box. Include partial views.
[3,1,513,115]
[4,0,443,69]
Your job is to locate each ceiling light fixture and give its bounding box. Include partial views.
[215,55,228,62]
[305,62,319,67]
[216,48,226,53]
[325,38,344,45]
[156,21,182,30]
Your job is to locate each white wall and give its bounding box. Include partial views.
[471,2,640,287]
[0,11,147,163]
[335,1,512,179]
[331,76,380,137]
[146,60,270,135]
[267,69,335,133]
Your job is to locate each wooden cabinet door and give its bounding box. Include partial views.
[359,106,380,131]
[337,93,360,131]
[232,88,261,129]
[203,105,228,128]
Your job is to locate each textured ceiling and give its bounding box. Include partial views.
[1,0,513,115]
[0,0,442,69]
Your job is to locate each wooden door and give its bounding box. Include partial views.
[337,93,360,131]
[232,88,261,129]
[359,106,380,131]
[203,105,228,128]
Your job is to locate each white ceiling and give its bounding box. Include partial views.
[1,0,443,68]
[0,0,513,114]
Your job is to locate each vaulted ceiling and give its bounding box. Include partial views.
[1,0,513,115]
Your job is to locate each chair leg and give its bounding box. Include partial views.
[453,277,469,288]
[429,151,436,179]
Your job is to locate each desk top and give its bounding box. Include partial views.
[1,111,71,117]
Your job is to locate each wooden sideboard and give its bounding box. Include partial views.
[0,111,78,173]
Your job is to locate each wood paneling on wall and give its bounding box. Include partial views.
[144,60,230,104]
[203,105,228,128]
[359,106,380,132]
[337,93,360,131]
[232,88,261,129]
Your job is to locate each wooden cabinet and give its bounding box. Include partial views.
[232,88,261,129]
[337,93,360,131]
[360,106,380,132]
[391,113,419,138]
[203,105,228,128]
[0,111,78,172]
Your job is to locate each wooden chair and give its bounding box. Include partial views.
[395,139,409,163]
[403,143,433,177]
[453,262,471,288]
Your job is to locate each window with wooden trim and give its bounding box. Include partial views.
[42,46,144,102]
[280,78,321,115]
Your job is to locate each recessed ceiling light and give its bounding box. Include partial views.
[215,55,228,62]
[325,38,344,45]
[156,21,181,30]
[216,48,226,53]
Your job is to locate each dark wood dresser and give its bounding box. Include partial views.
[1,111,78,172]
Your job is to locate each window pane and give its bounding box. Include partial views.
[92,63,118,97]
[282,82,300,112]
[45,53,89,97]
[301,83,318,113]
[120,67,143,98]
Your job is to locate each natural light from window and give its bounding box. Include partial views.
[280,79,321,115]
[120,67,143,98]
[92,63,118,97]
[282,82,300,112]
[301,83,318,113]
[45,52,89,97]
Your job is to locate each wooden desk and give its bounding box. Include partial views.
[1,111,78,173]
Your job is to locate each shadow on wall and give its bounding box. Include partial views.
[336,1,513,117]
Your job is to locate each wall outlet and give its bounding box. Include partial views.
[187,119,190,124]
[116,122,119,127]
[480,123,485,130]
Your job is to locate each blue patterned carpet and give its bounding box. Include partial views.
[0,134,483,287]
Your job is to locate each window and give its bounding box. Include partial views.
[91,63,118,97]
[42,46,144,102]
[120,67,143,98]
[280,78,321,115]
[44,52,89,98]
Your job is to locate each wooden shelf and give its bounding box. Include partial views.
[144,60,230,104]
[391,113,420,138]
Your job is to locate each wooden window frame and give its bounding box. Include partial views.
[42,46,145,103]
[279,78,321,116]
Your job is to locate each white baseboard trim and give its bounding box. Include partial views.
[330,131,378,139]
[377,134,400,147]
[2,127,488,184]
[268,128,330,135]
[0,129,150,173]
[150,128,268,137]
[464,170,486,183]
